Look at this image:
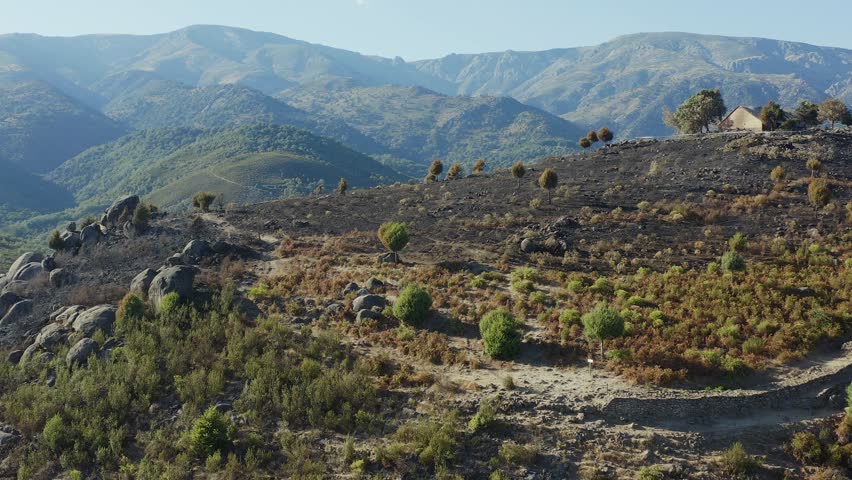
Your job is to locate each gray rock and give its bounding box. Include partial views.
[182,240,213,263]
[123,221,140,238]
[356,309,380,322]
[352,294,386,312]
[0,274,6,291]
[520,238,539,253]
[41,257,57,272]
[0,292,20,318]
[342,282,359,296]
[49,268,73,288]
[365,276,385,292]
[6,349,23,364]
[148,266,196,312]
[326,303,344,316]
[0,430,19,448]
[130,269,158,296]
[65,222,77,232]
[60,231,82,250]
[1,280,27,296]
[11,262,44,282]
[80,224,103,248]
[19,343,39,365]
[355,287,370,297]
[56,305,86,327]
[34,323,68,350]
[103,195,140,225]
[378,252,399,263]
[72,305,117,337]
[6,252,43,279]
[66,338,97,367]
[0,300,33,328]
[165,253,186,267]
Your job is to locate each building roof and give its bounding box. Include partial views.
[719,105,761,124]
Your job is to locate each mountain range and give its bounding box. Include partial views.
[1,25,851,253]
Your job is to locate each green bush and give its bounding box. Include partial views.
[378,222,410,253]
[720,442,761,475]
[192,192,217,212]
[790,431,824,464]
[189,407,233,458]
[559,309,581,326]
[393,284,432,326]
[479,309,522,359]
[728,232,748,252]
[581,304,625,358]
[48,230,63,250]
[638,466,665,480]
[468,397,498,432]
[497,441,538,466]
[43,414,69,453]
[721,251,746,273]
[158,292,182,317]
[116,292,146,335]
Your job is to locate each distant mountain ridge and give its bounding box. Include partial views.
[1,27,850,139]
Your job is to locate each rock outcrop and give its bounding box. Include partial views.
[148,266,196,312]
[102,195,140,225]
[71,305,117,337]
[130,269,158,296]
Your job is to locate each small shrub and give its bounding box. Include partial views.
[189,407,233,458]
[158,291,182,317]
[501,375,515,390]
[808,179,831,209]
[638,466,665,480]
[378,222,410,253]
[721,251,746,273]
[116,292,146,335]
[468,397,498,432]
[790,431,825,464]
[582,303,625,358]
[720,442,761,475]
[393,284,433,326]
[48,230,63,250]
[728,232,748,252]
[192,192,217,212]
[480,309,522,359]
[498,441,538,466]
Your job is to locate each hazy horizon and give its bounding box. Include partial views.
[2,0,851,60]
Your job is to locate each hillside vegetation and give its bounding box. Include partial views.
[0,72,125,173]
[48,124,405,210]
[282,80,585,172]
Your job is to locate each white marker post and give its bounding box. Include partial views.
[587,357,594,375]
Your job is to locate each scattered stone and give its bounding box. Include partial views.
[165,253,186,266]
[214,402,233,413]
[72,305,117,337]
[326,303,344,316]
[102,195,140,225]
[365,276,385,292]
[130,269,158,296]
[41,257,57,272]
[182,240,213,263]
[520,238,539,253]
[0,300,33,328]
[148,266,196,312]
[355,287,370,296]
[342,282,359,296]
[66,338,97,367]
[292,219,310,228]
[0,292,20,318]
[60,231,82,250]
[0,430,19,449]
[34,323,68,350]
[356,309,380,322]
[352,294,386,312]
[6,252,43,279]
[56,305,86,327]
[80,223,104,248]
[6,350,23,365]
[49,268,73,288]
[378,252,399,263]
[10,262,44,282]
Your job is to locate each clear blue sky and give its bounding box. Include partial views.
[2,0,851,60]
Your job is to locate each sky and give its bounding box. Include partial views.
[1,0,851,60]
